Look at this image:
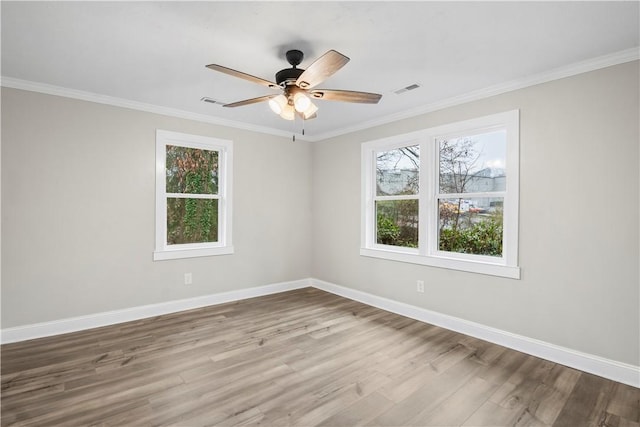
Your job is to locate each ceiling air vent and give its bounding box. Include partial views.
[394,83,421,95]
[201,97,222,105]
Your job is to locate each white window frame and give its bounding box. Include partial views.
[154,130,233,261]
[361,110,520,279]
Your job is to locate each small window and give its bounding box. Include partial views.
[361,111,520,278]
[154,130,233,261]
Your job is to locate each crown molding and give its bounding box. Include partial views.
[307,47,640,142]
[0,77,311,141]
[2,47,638,143]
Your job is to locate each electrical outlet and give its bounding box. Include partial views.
[184,273,193,285]
[416,280,425,293]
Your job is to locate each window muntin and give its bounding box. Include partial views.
[361,111,519,278]
[155,130,233,260]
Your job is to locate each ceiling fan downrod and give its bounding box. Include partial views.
[276,50,305,88]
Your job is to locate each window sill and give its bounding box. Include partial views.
[154,245,234,261]
[360,247,520,279]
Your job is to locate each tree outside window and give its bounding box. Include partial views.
[154,130,233,261]
[375,145,419,248]
[437,131,506,257]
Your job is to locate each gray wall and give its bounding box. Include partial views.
[311,61,640,366]
[1,88,312,327]
[2,61,638,368]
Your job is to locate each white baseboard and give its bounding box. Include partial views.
[0,278,311,344]
[2,276,638,388]
[311,278,640,388]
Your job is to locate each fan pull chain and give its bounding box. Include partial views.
[292,113,297,141]
[292,112,305,142]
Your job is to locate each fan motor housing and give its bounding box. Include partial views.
[275,67,304,87]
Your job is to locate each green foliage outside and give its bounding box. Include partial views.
[376,215,400,245]
[167,198,218,245]
[376,199,419,248]
[166,145,219,245]
[439,209,503,256]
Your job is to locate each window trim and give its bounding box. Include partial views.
[154,130,233,261]
[361,110,520,279]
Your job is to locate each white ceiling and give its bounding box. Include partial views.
[2,1,639,140]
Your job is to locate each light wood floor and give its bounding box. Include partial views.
[1,287,638,426]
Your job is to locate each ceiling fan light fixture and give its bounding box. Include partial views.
[268,94,288,114]
[279,103,295,120]
[293,92,311,113]
[301,102,318,120]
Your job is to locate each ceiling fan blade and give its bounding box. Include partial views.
[206,64,279,89]
[295,50,350,89]
[309,89,382,104]
[223,94,277,108]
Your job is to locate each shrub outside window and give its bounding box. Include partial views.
[361,111,520,278]
[154,130,233,260]
[436,130,506,258]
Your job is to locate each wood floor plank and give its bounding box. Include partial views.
[462,400,531,426]
[413,376,498,426]
[371,354,484,426]
[2,287,638,426]
[489,355,555,410]
[607,383,640,421]
[552,372,617,427]
[316,391,394,427]
[378,359,439,403]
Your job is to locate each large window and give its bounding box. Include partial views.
[361,110,519,278]
[154,130,233,260]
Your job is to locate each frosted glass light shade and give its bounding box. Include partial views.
[279,103,295,120]
[293,93,311,113]
[302,102,318,119]
[268,95,288,114]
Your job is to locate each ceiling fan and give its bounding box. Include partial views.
[206,49,382,121]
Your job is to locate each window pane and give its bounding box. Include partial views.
[439,130,506,193]
[376,145,419,196]
[167,198,218,244]
[166,145,219,194]
[376,200,419,247]
[438,197,503,256]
